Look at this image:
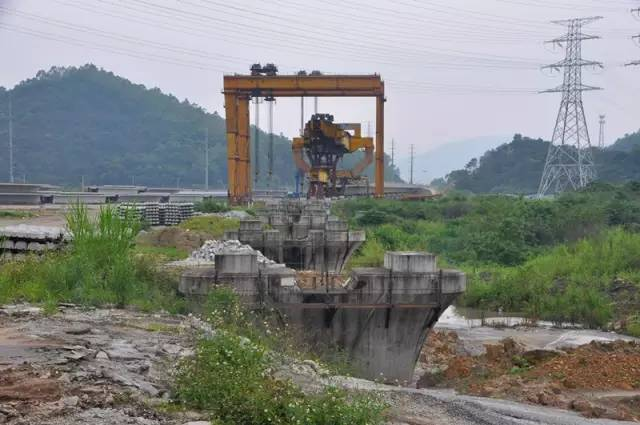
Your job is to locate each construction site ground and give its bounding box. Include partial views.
[0,303,637,425]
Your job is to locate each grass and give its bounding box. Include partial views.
[134,245,189,261]
[0,203,186,313]
[0,210,35,219]
[335,185,640,330]
[179,215,240,239]
[194,199,230,214]
[174,287,386,425]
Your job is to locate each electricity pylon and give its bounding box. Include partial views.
[538,17,603,197]
[598,115,606,148]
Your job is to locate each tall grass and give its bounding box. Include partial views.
[462,228,640,328]
[0,203,184,312]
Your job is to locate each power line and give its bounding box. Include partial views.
[538,17,602,197]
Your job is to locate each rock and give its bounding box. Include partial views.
[66,326,92,335]
[522,349,563,365]
[96,351,110,361]
[182,422,211,425]
[63,395,80,407]
[570,398,594,413]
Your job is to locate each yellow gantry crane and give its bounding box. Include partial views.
[292,114,373,198]
[223,66,385,204]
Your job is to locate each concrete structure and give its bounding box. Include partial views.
[224,200,364,274]
[0,224,69,259]
[179,250,465,382]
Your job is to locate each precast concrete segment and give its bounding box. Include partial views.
[231,200,364,275]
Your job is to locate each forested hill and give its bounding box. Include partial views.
[0,65,400,188]
[610,131,640,153]
[444,133,640,194]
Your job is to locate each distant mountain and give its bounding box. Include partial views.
[396,135,509,184]
[0,65,400,188]
[610,131,640,153]
[446,134,640,194]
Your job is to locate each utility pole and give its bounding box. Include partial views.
[314,97,318,115]
[538,17,602,197]
[391,138,395,168]
[598,115,606,148]
[409,144,415,185]
[8,97,14,183]
[204,126,209,191]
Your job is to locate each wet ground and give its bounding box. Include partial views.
[436,306,638,355]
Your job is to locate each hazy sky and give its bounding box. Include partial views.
[1,0,639,163]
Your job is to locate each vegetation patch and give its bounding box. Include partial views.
[0,204,185,313]
[174,288,385,425]
[0,210,35,219]
[179,215,240,239]
[335,183,640,329]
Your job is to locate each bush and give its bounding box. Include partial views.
[0,204,185,313]
[174,288,385,425]
[179,216,239,239]
[195,199,230,214]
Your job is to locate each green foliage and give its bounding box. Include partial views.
[337,184,640,329]
[194,199,230,213]
[174,288,385,425]
[0,204,185,313]
[461,228,640,327]
[0,210,34,219]
[0,65,402,188]
[444,133,640,194]
[179,215,240,239]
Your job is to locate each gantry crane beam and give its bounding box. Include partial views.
[223,73,385,204]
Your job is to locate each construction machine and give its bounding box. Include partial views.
[292,114,373,199]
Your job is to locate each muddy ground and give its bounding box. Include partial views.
[417,330,640,422]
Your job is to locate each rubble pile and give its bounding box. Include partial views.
[188,239,275,265]
[417,333,640,421]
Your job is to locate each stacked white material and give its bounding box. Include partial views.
[189,239,275,266]
[0,224,69,254]
[117,202,193,226]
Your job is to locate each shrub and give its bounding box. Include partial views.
[195,199,230,213]
[179,216,239,239]
[0,203,185,313]
[174,288,385,425]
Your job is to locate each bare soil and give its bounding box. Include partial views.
[418,330,640,422]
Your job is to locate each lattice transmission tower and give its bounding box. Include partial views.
[598,114,606,148]
[538,17,603,197]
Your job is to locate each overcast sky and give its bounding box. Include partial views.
[1,0,639,164]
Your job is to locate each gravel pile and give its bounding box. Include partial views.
[189,239,275,265]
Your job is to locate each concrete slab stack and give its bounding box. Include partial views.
[0,224,69,259]
[117,203,193,226]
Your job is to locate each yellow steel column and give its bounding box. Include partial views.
[224,93,239,203]
[237,96,251,202]
[375,95,385,198]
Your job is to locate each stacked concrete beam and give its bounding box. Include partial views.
[0,224,69,259]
